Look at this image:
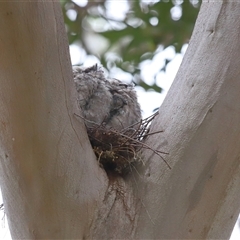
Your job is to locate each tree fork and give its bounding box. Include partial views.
[0,1,240,240]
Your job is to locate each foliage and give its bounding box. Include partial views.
[61,0,200,92]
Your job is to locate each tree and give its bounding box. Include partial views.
[0,1,240,239]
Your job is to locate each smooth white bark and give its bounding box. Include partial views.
[134,2,240,239]
[0,2,106,239]
[1,1,240,240]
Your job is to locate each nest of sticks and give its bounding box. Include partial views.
[83,112,170,174]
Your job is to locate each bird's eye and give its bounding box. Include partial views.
[119,83,128,88]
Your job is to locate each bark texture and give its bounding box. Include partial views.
[0,2,106,239]
[0,1,240,240]
[133,2,240,239]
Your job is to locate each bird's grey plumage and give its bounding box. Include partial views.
[73,65,141,131]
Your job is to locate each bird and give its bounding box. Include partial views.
[73,64,141,132]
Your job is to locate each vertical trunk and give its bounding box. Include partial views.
[0,2,105,239]
[133,2,240,239]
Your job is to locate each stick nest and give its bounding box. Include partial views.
[84,112,170,175]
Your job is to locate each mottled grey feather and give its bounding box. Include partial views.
[73,65,141,131]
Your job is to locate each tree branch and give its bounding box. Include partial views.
[136,2,240,239]
[0,2,105,239]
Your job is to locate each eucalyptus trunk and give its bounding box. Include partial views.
[0,1,240,239]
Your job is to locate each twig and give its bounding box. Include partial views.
[75,111,171,173]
